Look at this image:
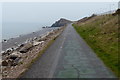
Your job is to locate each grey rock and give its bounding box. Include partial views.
[9,52,21,60]
[2,60,8,66]
[7,59,14,66]
[51,18,72,27]
[19,43,33,53]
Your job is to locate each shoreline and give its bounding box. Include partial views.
[2,27,45,41]
[1,26,65,78]
[1,27,58,51]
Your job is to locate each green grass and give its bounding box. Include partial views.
[73,14,119,77]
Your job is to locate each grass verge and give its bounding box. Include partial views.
[72,14,119,77]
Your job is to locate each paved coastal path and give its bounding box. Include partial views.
[21,24,115,78]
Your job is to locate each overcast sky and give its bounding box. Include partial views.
[2,2,118,26]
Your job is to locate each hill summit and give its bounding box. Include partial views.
[51,18,72,27]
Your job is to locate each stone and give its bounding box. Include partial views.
[33,37,37,40]
[14,58,21,65]
[7,59,14,66]
[2,39,7,42]
[1,51,5,54]
[2,60,8,66]
[18,44,24,47]
[33,41,41,46]
[2,71,8,77]
[9,52,21,60]
[6,48,12,53]
[19,43,33,53]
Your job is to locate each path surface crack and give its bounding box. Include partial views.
[72,64,80,79]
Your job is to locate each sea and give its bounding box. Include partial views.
[2,22,50,40]
[1,22,59,51]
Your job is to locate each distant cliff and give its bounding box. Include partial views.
[51,18,72,27]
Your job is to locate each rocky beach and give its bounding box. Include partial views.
[1,26,65,78]
[1,27,58,51]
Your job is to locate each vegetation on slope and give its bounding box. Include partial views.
[51,18,72,27]
[73,13,119,77]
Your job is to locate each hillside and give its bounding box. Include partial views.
[51,18,72,27]
[73,10,119,77]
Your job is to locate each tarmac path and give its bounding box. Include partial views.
[21,24,116,78]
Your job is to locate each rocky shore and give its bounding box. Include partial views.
[2,27,58,51]
[1,26,65,78]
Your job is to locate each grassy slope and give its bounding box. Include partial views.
[73,14,119,77]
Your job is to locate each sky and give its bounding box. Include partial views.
[2,2,118,26]
[0,2,119,40]
[0,0,119,2]
[0,3,1,23]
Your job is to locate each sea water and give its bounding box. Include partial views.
[2,22,48,40]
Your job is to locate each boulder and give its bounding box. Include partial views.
[10,55,18,60]
[2,71,8,77]
[7,58,21,66]
[19,43,33,53]
[2,39,7,42]
[6,48,12,53]
[7,59,14,66]
[33,41,44,46]
[18,43,24,48]
[1,51,5,54]
[9,52,21,60]
[2,60,8,66]
[1,51,7,56]
[33,37,37,40]
[33,41,41,46]
[14,57,21,65]
[40,41,44,44]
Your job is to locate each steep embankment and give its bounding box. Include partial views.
[51,18,72,27]
[73,10,119,77]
